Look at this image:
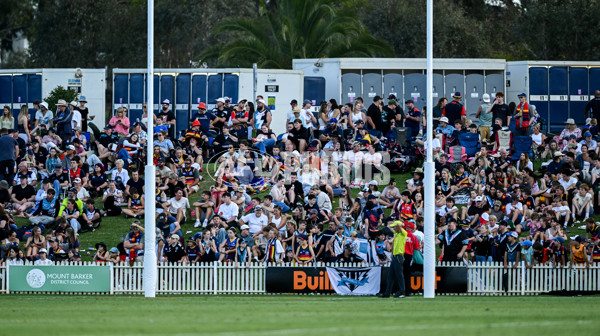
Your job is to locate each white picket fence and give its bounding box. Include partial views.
[462,261,600,295]
[1,261,599,295]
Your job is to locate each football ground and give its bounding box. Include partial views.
[3,295,598,335]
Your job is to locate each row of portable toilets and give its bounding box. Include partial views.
[0,74,43,128]
[0,59,598,135]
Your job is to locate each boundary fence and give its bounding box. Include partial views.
[1,261,598,295]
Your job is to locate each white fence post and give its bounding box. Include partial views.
[213,261,217,295]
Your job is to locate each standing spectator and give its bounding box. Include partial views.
[54,99,73,142]
[476,93,493,142]
[0,106,13,130]
[124,222,144,265]
[513,93,531,136]
[157,99,176,138]
[432,97,447,129]
[34,101,53,131]
[379,221,407,299]
[489,92,511,127]
[17,105,30,144]
[163,234,186,263]
[403,220,421,296]
[0,128,18,183]
[442,92,466,127]
[585,90,600,120]
[76,96,91,132]
[404,100,422,138]
[69,101,82,131]
[440,218,468,261]
[366,96,383,132]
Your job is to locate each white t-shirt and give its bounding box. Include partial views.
[168,197,190,215]
[505,202,523,215]
[77,187,90,200]
[35,258,53,265]
[343,150,364,165]
[241,213,269,234]
[218,202,239,221]
[558,176,577,190]
[72,110,82,130]
[362,152,382,166]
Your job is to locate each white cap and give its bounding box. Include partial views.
[440,116,449,123]
[216,98,226,103]
[474,195,484,202]
[39,248,47,254]
[40,102,49,109]
[73,178,82,184]
[240,224,250,230]
[482,93,491,103]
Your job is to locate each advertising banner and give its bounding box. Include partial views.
[326,267,381,296]
[265,266,467,294]
[9,265,110,292]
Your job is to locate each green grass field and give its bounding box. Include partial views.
[3,295,599,335]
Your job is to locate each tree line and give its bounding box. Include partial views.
[1,0,599,70]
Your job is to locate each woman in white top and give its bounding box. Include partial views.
[299,164,321,195]
[530,124,546,156]
[17,105,30,143]
[111,159,130,185]
[318,101,329,131]
[271,204,287,235]
[349,103,366,130]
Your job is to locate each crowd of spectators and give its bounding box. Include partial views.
[1,91,600,273]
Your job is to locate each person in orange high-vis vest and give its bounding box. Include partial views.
[514,93,531,136]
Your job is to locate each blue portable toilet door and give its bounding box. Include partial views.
[383,73,403,105]
[549,67,569,130]
[404,73,426,112]
[568,67,588,125]
[528,67,549,132]
[207,74,223,105]
[362,73,382,105]
[590,68,600,96]
[223,74,239,105]
[304,76,326,107]
[27,74,42,122]
[0,76,11,111]
[341,73,361,105]
[128,74,145,125]
[175,74,191,137]
[192,74,208,109]
[465,74,485,123]
[113,74,129,115]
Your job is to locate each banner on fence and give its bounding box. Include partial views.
[326,267,381,295]
[9,265,110,292]
[265,266,468,294]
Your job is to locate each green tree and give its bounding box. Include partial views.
[43,85,79,113]
[361,0,495,58]
[203,0,393,69]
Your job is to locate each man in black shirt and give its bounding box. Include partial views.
[210,97,229,133]
[285,172,304,204]
[490,92,511,127]
[125,170,145,197]
[11,176,36,216]
[31,140,48,171]
[585,90,600,120]
[440,218,468,262]
[287,119,310,152]
[157,99,176,138]
[336,243,364,263]
[96,125,119,160]
[163,234,187,263]
[212,125,239,151]
[464,195,490,227]
[366,95,383,132]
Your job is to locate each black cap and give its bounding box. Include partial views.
[290,99,298,105]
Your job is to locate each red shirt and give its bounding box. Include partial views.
[404,231,421,256]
